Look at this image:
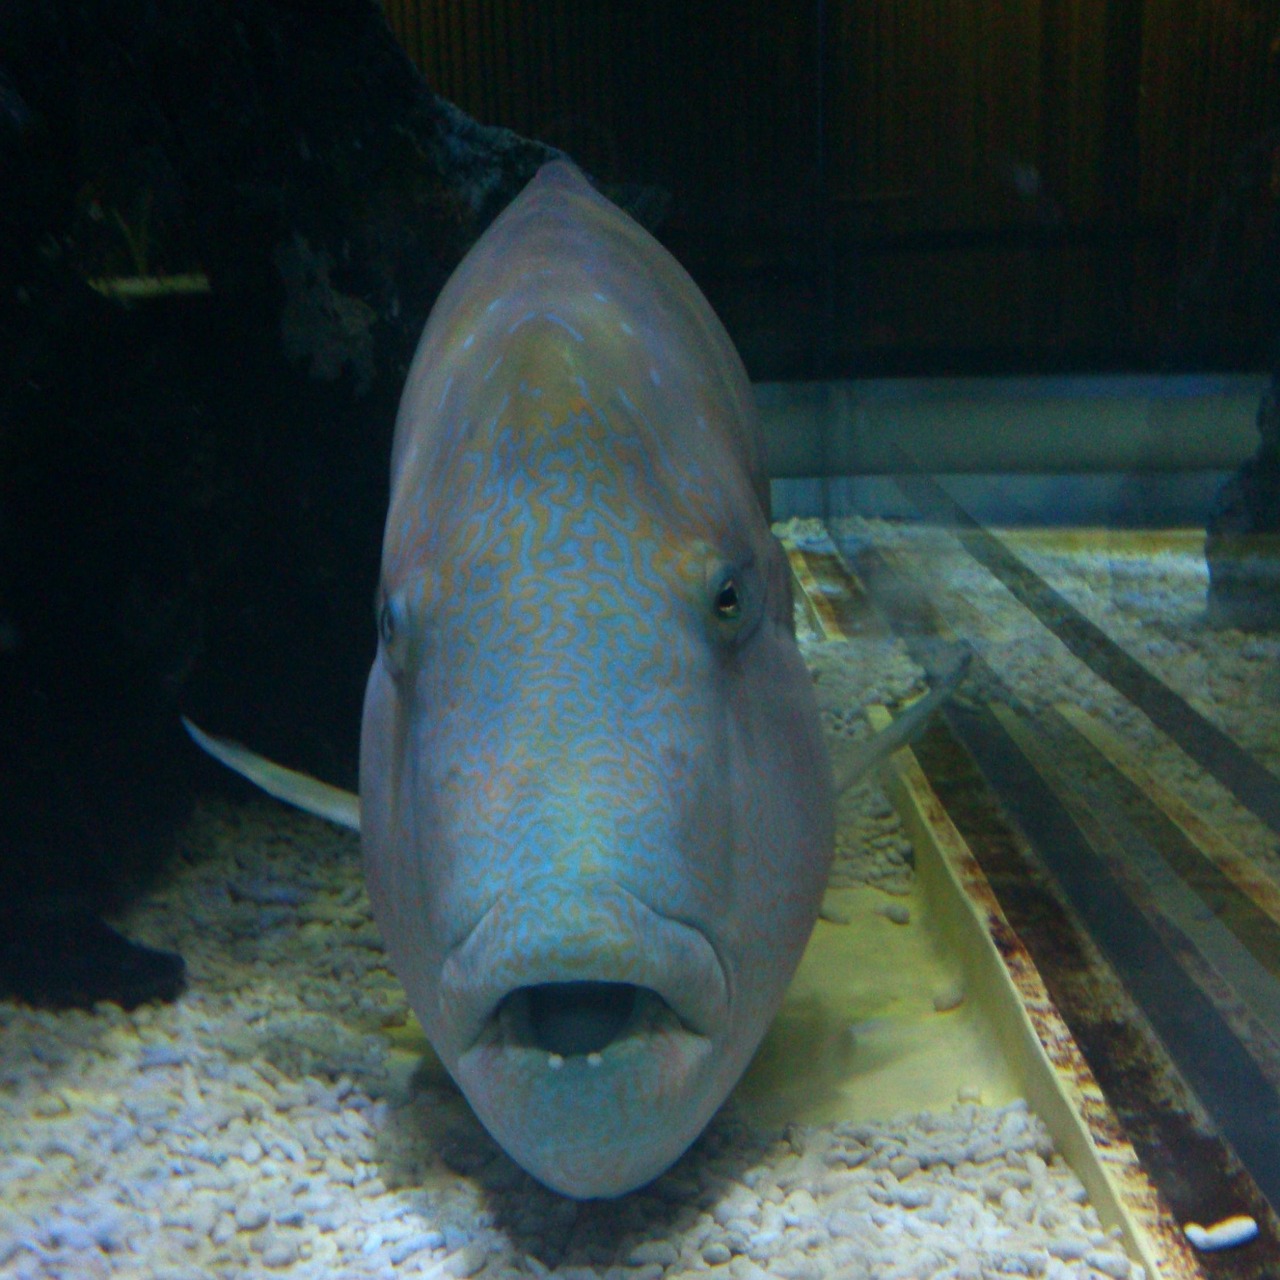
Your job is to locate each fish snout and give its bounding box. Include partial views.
[438,882,727,1063]
[438,882,732,1196]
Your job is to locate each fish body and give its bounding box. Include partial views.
[360,161,833,1196]
[186,160,967,1198]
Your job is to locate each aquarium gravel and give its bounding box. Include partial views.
[0,793,1138,1280]
[0,526,1162,1279]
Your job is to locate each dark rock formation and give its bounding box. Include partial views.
[0,0,563,1003]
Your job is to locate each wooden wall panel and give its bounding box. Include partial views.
[1037,0,1109,221]
[1139,0,1280,217]
[828,1,1044,234]
[384,0,1277,222]
[380,0,1279,374]
[382,1,822,234]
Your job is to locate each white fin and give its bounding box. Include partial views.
[832,650,971,796]
[182,717,361,831]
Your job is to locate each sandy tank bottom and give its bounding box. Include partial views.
[0,565,1143,1280]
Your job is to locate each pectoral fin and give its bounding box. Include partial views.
[831,649,971,796]
[181,717,361,831]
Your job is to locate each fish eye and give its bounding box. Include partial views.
[713,575,741,620]
[378,600,397,646]
[376,572,437,678]
[377,590,412,676]
[700,550,754,642]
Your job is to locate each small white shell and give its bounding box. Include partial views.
[1183,1215,1258,1251]
[932,980,966,1013]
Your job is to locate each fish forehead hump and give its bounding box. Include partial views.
[383,161,770,581]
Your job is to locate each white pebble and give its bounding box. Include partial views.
[389,1232,443,1265]
[262,1236,300,1267]
[210,1212,237,1245]
[932,980,966,1012]
[894,1185,931,1208]
[234,1201,270,1232]
[1047,1235,1090,1260]
[783,1189,819,1224]
[628,1239,679,1267]
[1184,1215,1258,1251]
[819,897,855,925]
[1085,1249,1131,1278]
[444,1243,489,1277]
[727,1256,770,1280]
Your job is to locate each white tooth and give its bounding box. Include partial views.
[547,1053,564,1070]
[587,1052,603,1068]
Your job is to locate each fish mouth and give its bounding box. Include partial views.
[484,980,689,1064]
[439,883,728,1059]
[439,886,729,1195]
[457,976,719,1197]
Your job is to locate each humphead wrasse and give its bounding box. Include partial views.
[185,161,965,1197]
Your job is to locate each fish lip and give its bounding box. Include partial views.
[438,884,728,1057]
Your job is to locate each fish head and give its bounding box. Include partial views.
[359,162,833,1197]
